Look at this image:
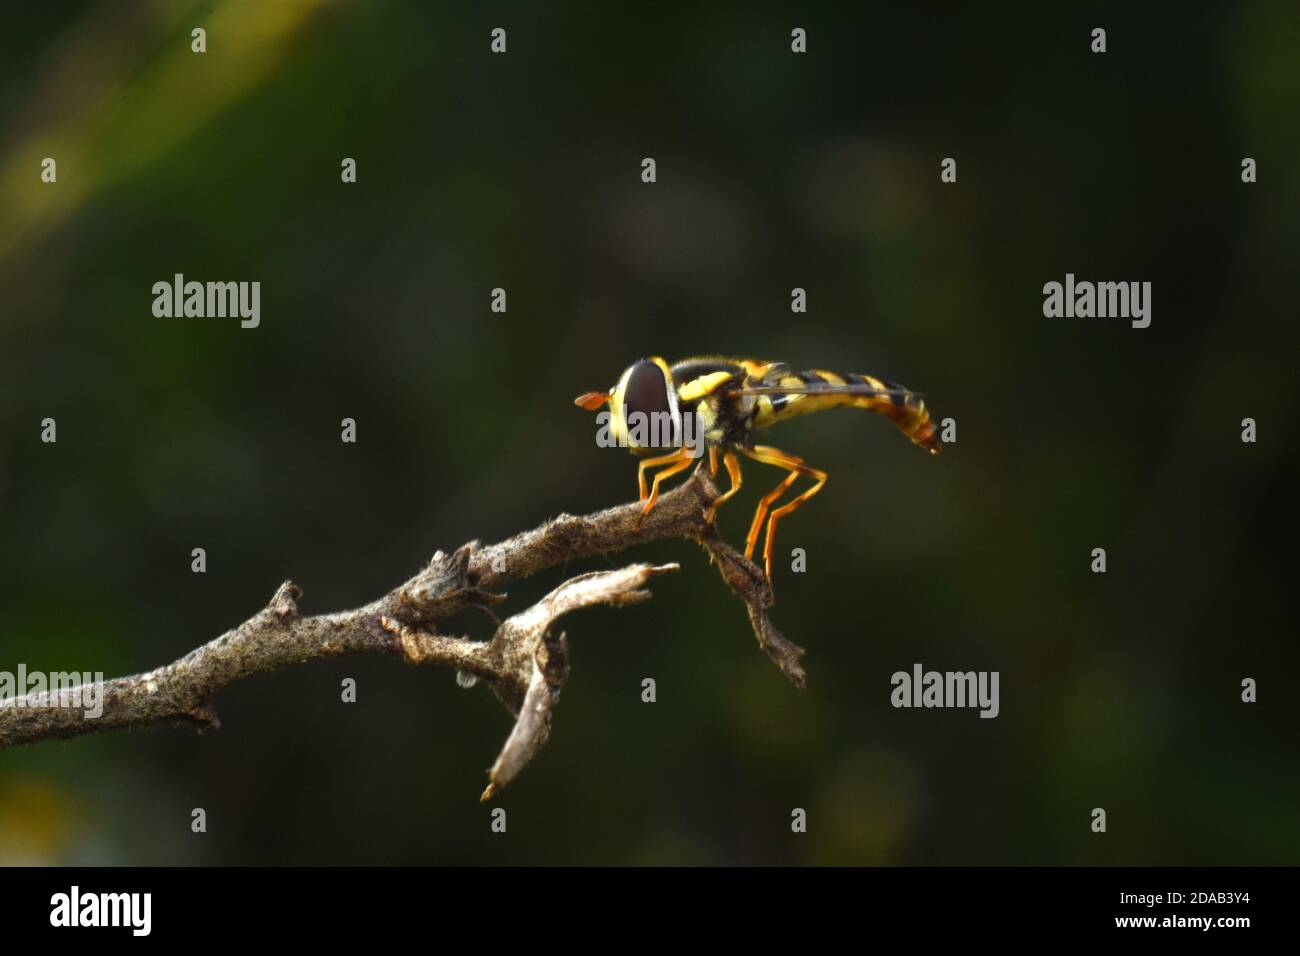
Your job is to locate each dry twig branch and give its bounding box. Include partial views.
[0,468,805,797]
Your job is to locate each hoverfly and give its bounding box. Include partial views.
[575,357,940,590]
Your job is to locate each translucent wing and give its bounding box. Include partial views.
[733,383,920,399]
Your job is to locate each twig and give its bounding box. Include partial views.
[0,468,805,796]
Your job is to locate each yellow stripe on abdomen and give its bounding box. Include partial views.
[753,370,941,454]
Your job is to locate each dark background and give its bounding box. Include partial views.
[0,0,1296,864]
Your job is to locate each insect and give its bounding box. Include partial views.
[575,356,940,592]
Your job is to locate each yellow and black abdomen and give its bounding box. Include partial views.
[751,370,941,454]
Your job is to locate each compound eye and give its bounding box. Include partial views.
[623,359,672,423]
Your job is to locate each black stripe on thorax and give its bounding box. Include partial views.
[669,358,743,386]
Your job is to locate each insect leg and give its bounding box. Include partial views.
[637,449,689,501]
[639,448,693,519]
[740,446,804,560]
[762,463,827,584]
[708,446,719,477]
[741,445,826,592]
[705,450,743,524]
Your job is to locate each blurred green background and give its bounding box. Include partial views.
[1,0,1296,865]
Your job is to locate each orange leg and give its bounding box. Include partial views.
[705,450,743,524]
[637,449,689,501]
[708,446,719,477]
[638,447,693,522]
[762,468,827,582]
[741,446,827,590]
[741,447,805,559]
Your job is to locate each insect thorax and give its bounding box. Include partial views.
[686,392,755,450]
